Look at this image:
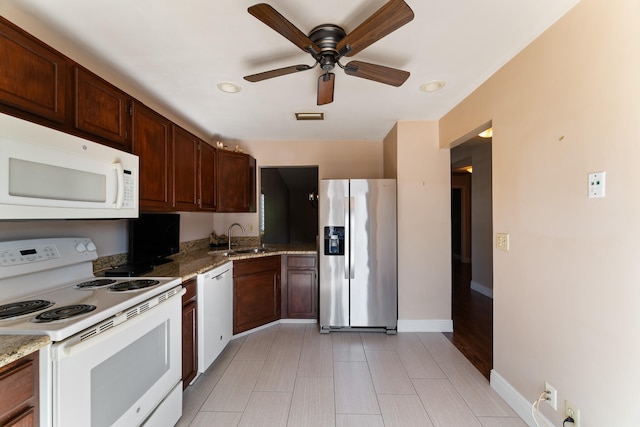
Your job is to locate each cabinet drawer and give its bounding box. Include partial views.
[286,255,316,269]
[234,256,280,277]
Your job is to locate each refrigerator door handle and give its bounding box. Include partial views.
[344,196,350,279]
[349,196,355,279]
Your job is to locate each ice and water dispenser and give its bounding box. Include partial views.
[324,226,345,255]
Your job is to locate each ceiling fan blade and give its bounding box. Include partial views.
[248,4,320,54]
[244,64,312,82]
[317,73,335,105]
[344,61,410,87]
[336,0,414,57]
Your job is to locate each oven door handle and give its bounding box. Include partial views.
[54,289,185,359]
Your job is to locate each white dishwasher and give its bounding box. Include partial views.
[197,261,233,374]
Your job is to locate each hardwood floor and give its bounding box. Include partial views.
[443,261,493,380]
[178,323,524,427]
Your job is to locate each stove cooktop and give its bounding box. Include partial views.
[0,275,181,341]
[0,237,183,341]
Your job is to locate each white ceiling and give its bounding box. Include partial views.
[8,0,578,142]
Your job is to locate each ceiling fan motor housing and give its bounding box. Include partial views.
[309,24,346,70]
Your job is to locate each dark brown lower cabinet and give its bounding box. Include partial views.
[0,351,39,427]
[181,278,197,389]
[283,255,318,319]
[233,256,281,334]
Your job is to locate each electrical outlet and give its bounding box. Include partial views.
[496,233,509,251]
[588,171,606,198]
[248,223,254,232]
[544,382,557,410]
[565,401,580,427]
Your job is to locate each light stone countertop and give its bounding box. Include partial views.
[0,335,50,368]
[145,244,317,282]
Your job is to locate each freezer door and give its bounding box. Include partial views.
[319,179,350,328]
[350,179,397,328]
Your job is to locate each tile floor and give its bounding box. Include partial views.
[177,323,525,427]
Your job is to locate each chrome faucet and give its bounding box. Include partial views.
[228,223,245,252]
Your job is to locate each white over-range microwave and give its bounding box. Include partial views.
[0,113,138,219]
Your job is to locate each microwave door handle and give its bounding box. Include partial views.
[113,162,124,208]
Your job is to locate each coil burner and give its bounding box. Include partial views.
[0,300,55,320]
[75,279,117,289]
[108,279,161,292]
[33,304,97,322]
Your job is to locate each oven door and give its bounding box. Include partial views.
[50,293,182,427]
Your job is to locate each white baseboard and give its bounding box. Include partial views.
[232,318,318,339]
[471,280,494,299]
[397,319,453,332]
[490,370,553,427]
[234,318,453,336]
[279,318,317,324]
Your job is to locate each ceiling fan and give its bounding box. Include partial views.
[243,0,415,105]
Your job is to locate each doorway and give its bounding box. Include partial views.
[260,166,318,245]
[445,135,493,379]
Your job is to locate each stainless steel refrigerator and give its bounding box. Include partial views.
[319,179,397,334]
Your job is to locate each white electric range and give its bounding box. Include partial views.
[0,237,184,427]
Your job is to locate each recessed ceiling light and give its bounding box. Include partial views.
[420,80,446,92]
[478,128,493,138]
[217,81,241,93]
[295,112,324,121]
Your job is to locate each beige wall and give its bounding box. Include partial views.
[385,122,452,328]
[440,0,640,424]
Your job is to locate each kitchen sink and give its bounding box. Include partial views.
[218,247,272,257]
[234,247,273,254]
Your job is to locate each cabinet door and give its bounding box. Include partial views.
[285,255,318,319]
[0,17,66,123]
[234,270,280,334]
[217,150,250,212]
[74,66,131,150]
[132,102,173,210]
[287,269,317,318]
[0,352,38,427]
[198,142,217,211]
[173,125,199,211]
[181,278,197,389]
[182,299,197,388]
[233,256,281,334]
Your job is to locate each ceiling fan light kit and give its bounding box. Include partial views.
[244,0,414,105]
[420,80,446,92]
[217,81,241,93]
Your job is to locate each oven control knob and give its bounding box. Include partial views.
[86,241,97,252]
[75,242,87,253]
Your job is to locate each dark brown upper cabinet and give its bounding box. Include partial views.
[173,125,199,211]
[132,101,173,211]
[74,66,131,151]
[217,150,254,213]
[0,16,66,123]
[199,141,217,211]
